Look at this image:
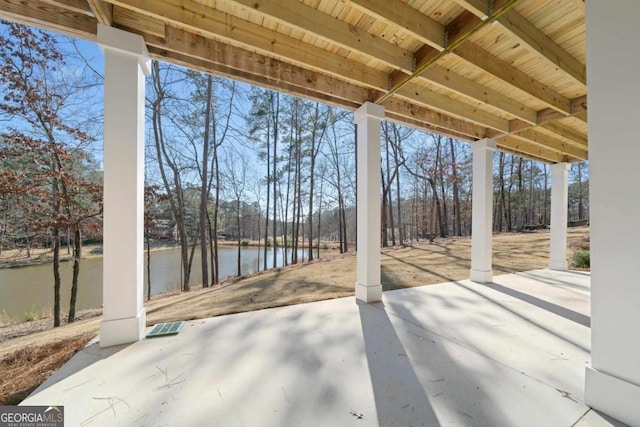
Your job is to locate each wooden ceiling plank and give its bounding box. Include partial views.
[87,0,112,25]
[226,0,414,72]
[108,0,389,90]
[0,0,97,39]
[347,0,445,50]
[454,42,571,114]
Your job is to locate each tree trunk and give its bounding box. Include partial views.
[272,93,279,270]
[316,175,323,259]
[264,118,270,272]
[146,226,152,300]
[499,152,511,232]
[52,225,61,327]
[449,138,462,236]
[199,75,212,288]
[68,226,81,323]
[213,140,220,284]
[384,125,396,246]
[381,167,388,247]
[430,178,445,238]
[237,199,241,276]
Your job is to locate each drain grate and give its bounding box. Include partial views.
[146,321,184,338]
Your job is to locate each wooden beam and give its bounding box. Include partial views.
[454,42,572,114]
[539,122,587,147]
[497,10,585,85]
[113,6,164,38]
[385,112,478,141]
[145,27,371,106]
[116,2,513,139]
[147,40,492,143]
[508,95,588,133]
[394,84,510,132]
[497,135,569,163]
[449,0,490,19]
[87,0,112,25]
[226,0,414,72]
[353,0,577,116]
[347,0,445,50]
[109,0,389,90]
[382,97,494,140]
[454,0,586,85]
[148,47,363,111]
[0,0,97,39]
[40,0,90,15]
[375,0,521,104]
[420,64,537,123]
[505,129,588,160]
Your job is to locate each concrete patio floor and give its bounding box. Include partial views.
[23,269,628,426]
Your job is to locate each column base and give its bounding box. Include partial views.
[548,260,568,271]
[586,367,640,426]
[355,282,382,303]
[470,269,493,284]
[100,309,146,348]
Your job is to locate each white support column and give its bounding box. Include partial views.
[585,1,640,425]
[354,102,384,303]
[98,25,150,348]
[548,163,571,271]
[470,139,496,284]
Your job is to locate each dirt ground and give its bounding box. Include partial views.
[0,227,590,404]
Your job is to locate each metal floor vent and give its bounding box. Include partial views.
[146,321,184,338]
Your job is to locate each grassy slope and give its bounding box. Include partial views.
[0,228,589,403]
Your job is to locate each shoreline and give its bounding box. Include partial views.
[0,239,341,269]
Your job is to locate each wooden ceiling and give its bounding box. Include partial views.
[0,0,588,163]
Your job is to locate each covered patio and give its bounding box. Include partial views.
[2,0,640,424]
[24,269,623,426]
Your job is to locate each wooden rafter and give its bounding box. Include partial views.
[348,0,580,126]
[87,0,112,25]
[503,129,588,160]
[109,0,390,90]
[453,42,571,114]
[0,0,96,39]
[0,0,588,163]
[454,0,586,85]
[347,0,445,50]
[225,0,414,73]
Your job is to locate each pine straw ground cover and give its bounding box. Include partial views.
[0,333,94,405]
[0,228,590,405]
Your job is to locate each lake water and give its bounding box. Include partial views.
[0,246,305,322]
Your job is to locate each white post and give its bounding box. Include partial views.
[470,139,495,283]
[353,102,384,303]
[585,1,640,425]
[98,25,150,348]
[548,163,570,270]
